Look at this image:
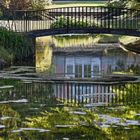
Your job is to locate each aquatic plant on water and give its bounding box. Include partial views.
[25,107,108,139]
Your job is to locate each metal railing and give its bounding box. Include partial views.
[0,6,140,36]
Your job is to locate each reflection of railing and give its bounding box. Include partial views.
[81,92,115,107]
[0,80,139,106]
[53,80,140,106]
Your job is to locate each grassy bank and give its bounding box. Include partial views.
[48,1,106,8]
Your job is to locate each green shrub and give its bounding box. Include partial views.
[125,0,140,9]
[4,0,52,10]
[0,46,13,64]
[29,0,52,10]
[50,16,96,29]
[128,64,140,75]
[106,0,126,8]
[0,9,3,17]
[0,28,34,63]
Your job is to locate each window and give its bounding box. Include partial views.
[67,65,73,74]
[84,65,91,78]
[93,65,99,75]
[75,65,82,78]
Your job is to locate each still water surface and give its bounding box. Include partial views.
[0,35,140,139]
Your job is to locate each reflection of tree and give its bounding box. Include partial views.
[116,59,125,71]
[25,107,108,139]
[94,104,140,140]
[103,126,140,140]
[0,78,139,139]
[128,64,140,75]
[0,104,20,135]
[25,105,140,139]
[9,130,50,140]
[117,83,140,105]
[0,80,56,104]
[36,44,53,72]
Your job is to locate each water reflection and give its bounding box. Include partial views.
[0,35,139,139]
[36,35,140,77]
[0,80,55,105]
[0,78,139,139]
[36,36,53,72]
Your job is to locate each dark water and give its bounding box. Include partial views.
[0,35,140,140]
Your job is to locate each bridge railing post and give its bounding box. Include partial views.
[100,6,103,28]
[67,7,69,33]
[135,10,138,30]
[107,7,110,29]
[85,7,88,28]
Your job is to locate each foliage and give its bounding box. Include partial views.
[0,78,20,86]
[107,0,126,8]
[25,105,140,139]
[36,44,53,73]
[93,34,119,43]
[0,105,20,129]
[0,9,3,17]
[116,59,125,71]
[0,28,34,64]
[124,83,140,104]
[107,0,140,9]
[0,104,21,137]
[125,0,140,9]
[97,105,140,120]
[54,35,92,40]
[94,105,140,139]
[50,16,96,29]
[25,107,108,139]
[127,64,140,75]
[2,0,52,10]
[113,82,140,106]
[0,45,13,64]
[29,0,52,10]
[0,77,139,139]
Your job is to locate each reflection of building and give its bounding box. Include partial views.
[53,44,140,78]
[52,43,140,105]
[63,57,100,78]
[35,35,140,106]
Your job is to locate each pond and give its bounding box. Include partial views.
[0,35,140,139]
[36,35,140,76]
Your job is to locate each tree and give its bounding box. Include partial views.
[107,0,140,9]
[29,0,52,10]
[0,0,52,10]
[125,0,140,9]
[9,0,30,10]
